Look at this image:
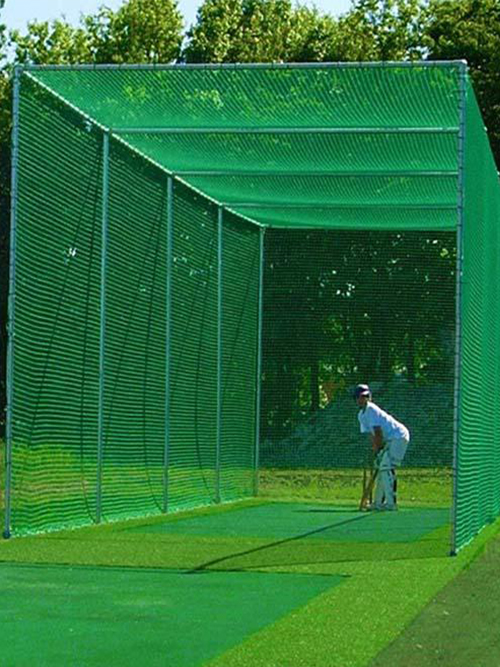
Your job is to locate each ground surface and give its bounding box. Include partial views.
[368,529,500,667]
[1,499,498,667]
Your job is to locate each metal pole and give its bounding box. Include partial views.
[221,203,458,211]
[164,176,174,513]
[254,227,265,496]
[215,206,223,504]
[175,170,459,178]
[24,60,465,72]
[450,61,467,556]
[96,132,110,524]
[111,126,458,136]
[3,66,22,539]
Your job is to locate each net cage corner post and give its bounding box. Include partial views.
[215,205,224,505]
[450,60,468,556]
[3,65,23,540]
[163,175,174,514]
[96,129,111,526]
[253,225,265,497]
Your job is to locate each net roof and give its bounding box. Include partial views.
[26,63,467,230]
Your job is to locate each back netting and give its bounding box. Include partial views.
[260,229,456,521]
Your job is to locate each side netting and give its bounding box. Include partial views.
[259,228,456,513]
[101,136,168,520]
[6,76,260,535]
[9,75,103,533]
[455,80,500,550]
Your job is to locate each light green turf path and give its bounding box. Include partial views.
[0,564,342,667]
[126,503,450,543]
[1,501,498,667]
[206,518,500,667]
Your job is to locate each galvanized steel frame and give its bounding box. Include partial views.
[451,62,468,556]
[3,66,22,539]
[4,60,474,539]
[96,131,110,524]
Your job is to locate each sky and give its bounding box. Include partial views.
[2,0,353,33]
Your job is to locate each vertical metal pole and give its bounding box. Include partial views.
[96,132,110,524]
[254,227,265,496]
[451,62,467,556]
[215,206,223,503]
[163,176,174,513]
[3,66,22,539]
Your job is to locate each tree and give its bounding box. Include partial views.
[329,0,427,61]
[10,20,92,64]
[84,0,183,64]
[10,0,184,66]
[184,0,339,63]
[424,0,500,167]
[184,0,427,64]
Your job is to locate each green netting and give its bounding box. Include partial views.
[5,63,500,555]
[102,138,167,520]
[260,229,456,480]
[220,211,260,502]
[10,77,102,533]
[167,180,219,510]
[27,65,461,231]
[229,205,458,230]
[7,72,261,535]
[456,80,500,550]
[30,65,460,130]
[119,131,458,175]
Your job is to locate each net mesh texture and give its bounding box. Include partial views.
[5,63,500,553]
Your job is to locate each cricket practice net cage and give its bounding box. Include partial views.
[4,62,500,554]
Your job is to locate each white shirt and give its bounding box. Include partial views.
[358,401,409,441]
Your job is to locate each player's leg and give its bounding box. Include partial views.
[373,448,394,509]
[387,436,409,509]
[392,468,397,506]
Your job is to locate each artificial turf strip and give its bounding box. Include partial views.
[0,502,452,572]
[0,564,342,667]
[0,503,498,667]
[367,529,500,667]
[127,503,450,544]
[205,518,500,667]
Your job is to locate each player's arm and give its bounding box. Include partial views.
[371,426,383,453]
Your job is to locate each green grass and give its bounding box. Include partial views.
[260,467,452,507]
[1,440,497,667]
[207,517,500,667]
[368,528,500,667]
[1,499,498,667]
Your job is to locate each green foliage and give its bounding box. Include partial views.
[0,0,5,65]
[184,0,428,63]
[10,20,92,65]
[9,0,183,65]
[183,0,339,63]
[424,0,500,165]
[333,0,427,61]
[84,0,184,64]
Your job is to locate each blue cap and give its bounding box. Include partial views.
[354,384,371,400]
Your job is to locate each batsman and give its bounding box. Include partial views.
[355,384,410,511]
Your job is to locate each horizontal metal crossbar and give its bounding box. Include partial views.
[224,203,458,210]
[24,60,466,71]
[178,170,459,178]
[113,126,459,135]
